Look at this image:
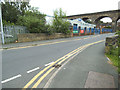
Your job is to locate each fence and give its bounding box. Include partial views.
[3,25,29,43]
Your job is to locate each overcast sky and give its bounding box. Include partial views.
[30,0,120,22]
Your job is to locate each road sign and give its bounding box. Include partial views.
[73,30,78,33]
[80,30,84,33]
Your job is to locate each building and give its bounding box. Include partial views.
[45,16,96,29]
[67,18,96,30]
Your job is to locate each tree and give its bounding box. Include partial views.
[52,8,71,34]
[17,7,47,33]
[2,2,30,24]
[85,19,92,24]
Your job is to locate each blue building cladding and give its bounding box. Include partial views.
[102,28,112,33]
[91,28,94,33]
[98,29,100,34]
[70,18,113,34]
[73,25,77,30]
[89,28,91,33]
[73,24,78,33]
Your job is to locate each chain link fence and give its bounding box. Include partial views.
[3,25,29,43]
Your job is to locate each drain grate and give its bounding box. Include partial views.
[52,64,61,68]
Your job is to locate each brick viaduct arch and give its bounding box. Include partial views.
[65,10,120,32]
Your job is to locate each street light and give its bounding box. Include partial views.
[0,0,5,44]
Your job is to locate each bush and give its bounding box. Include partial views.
[106,31,120,73]
[3,20,15,26]
[17,8,46,33]
[52,8,71,35]
[44,25,54,35]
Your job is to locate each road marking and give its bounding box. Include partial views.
[27,67,40,74]
[32,67,55,88]
[35,40,105,88]
[57,46,88,65]
[1,74,21,84]
[23,45,83,88]
[67,54,72,57]
[6,35,101,50]
[45,62,54,66]
[44,47,88,88]
[44,40,105,88]
[23,40,105,88]
[31,46,88,88]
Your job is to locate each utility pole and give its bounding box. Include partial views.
[0,0,5,44]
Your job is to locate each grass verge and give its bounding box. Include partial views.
[105,48,119,73]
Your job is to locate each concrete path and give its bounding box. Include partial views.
[47,42,118,88]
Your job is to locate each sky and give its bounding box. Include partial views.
[30,0,120,22]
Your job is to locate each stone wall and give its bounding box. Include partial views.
[17,33,72,43]
[105,35,118,53]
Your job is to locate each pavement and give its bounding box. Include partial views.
[1,33,119,89]
[47,42,118,88]
[2,35,93,49]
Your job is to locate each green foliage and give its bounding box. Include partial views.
[2,2,30,24]
[104,26,111,29]
[2,3,71,35]
[3,20,15,26]
[17,8,47,33]
[45,25,54,35]
[115,30,120,47]
[98,20,104,24]
[106,31,120,73]
[106,48,119,72]
[52,8,71,34]
[85,19,92,24]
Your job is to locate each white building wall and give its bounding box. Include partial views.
[45,16,96,29]
[67,18,96,29]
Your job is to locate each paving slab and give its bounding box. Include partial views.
[84,71,115,88]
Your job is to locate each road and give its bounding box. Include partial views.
[2,33,118,88]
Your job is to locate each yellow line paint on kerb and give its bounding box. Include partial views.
[8,35,100,50]
[23,39,104,89]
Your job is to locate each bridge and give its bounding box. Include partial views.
[65,10,120,31]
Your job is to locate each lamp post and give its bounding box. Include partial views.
[0,0,5,44]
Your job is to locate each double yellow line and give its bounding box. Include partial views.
[23,40,104,89]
